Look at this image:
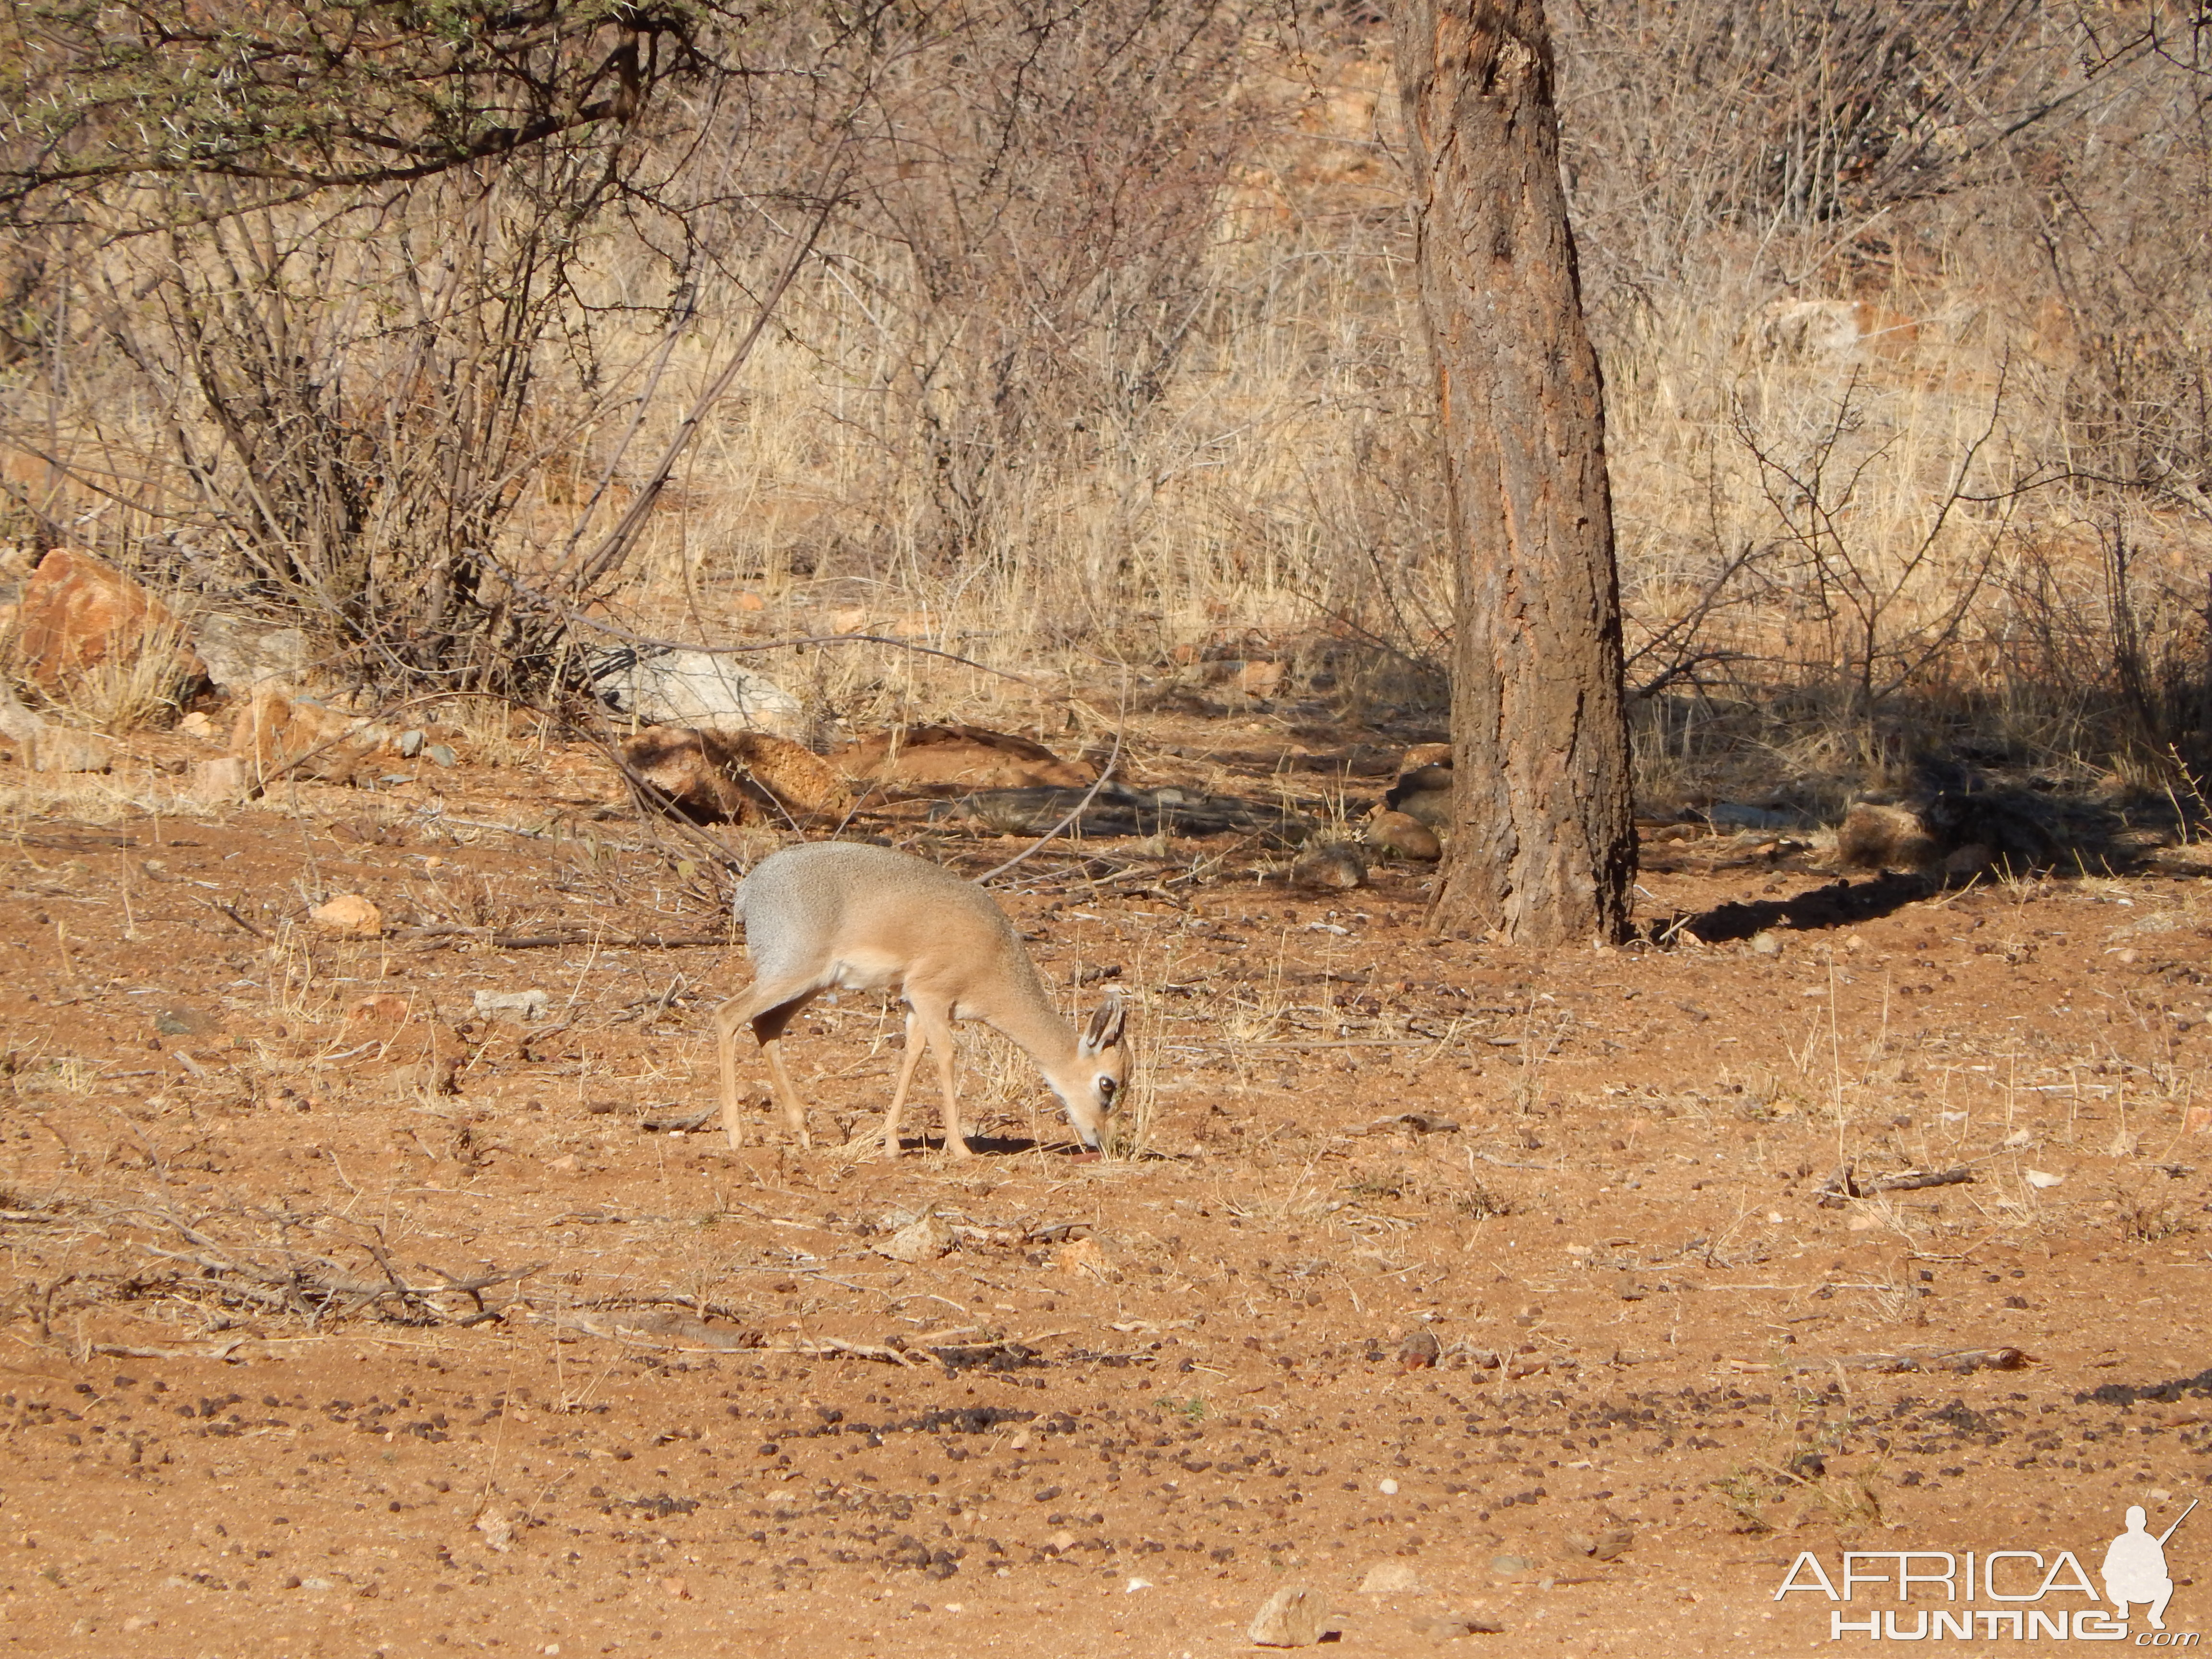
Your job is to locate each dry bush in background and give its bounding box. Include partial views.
[1,0,2209,808]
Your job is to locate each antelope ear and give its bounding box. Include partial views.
[1083,988,1127,1052]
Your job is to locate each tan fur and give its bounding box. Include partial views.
[712,842,1129,1159]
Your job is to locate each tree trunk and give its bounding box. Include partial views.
[1394,0,1636,946]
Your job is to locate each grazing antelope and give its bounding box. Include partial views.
[712,842,1129,1157]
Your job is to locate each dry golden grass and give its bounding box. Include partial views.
[4,5,2206,807]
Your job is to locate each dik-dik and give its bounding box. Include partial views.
[711,842,1128,1157]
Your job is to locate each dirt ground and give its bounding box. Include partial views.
[4,719,2212,1658]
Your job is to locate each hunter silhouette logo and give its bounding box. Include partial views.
[2105,1501,2195,1632]
[1775,1496,2201,1642]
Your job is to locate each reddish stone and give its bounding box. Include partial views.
[15,546,206,692]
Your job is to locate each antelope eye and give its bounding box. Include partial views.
[1098,1076,1118,1103]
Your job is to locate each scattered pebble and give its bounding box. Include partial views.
[1377,1478,1399,1496]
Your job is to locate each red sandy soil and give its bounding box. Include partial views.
[3,723,2211,1658]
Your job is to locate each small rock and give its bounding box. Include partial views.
[229,684,375,785]
[425,743,457,769]
[1249,1585,1325,1647]
[660,1575,690,1600]
[0,680,44,748]
[1358,1560,1428,1595]
[120,1615,155,1633]
[876,1211,952,1263]
[548,1154,579,1174]
[1377,1477,1399,1496]
[1047,1529,1079,1552]
[309,894,383,938]
[395,728,426,759]
[1567,1527,1633,1561]
[187,756,249,804]
[2003,1127,2033,1149]
[474,1511,514,1551]
[473,988,552,1022]
[154,1006,217,1037]
[2025,1168,2064,1189]
[2107,1127,2140,1158]
[1291,841,1368,890]
[1489,1554,1533,1576]
[1367,809,1442,861]
[31,727,114,774]
[349,993,413,1024]
[1398,1328,1441,1371]
[1749,929,1783,956]
[620,724,849,826]
[1054,1236,1110,1278]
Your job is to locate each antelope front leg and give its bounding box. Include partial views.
[916,1007,972,1159]
[880,1009,927,1158]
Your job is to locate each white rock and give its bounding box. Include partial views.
[589,646,801,736]
[474,1511,514,1551]
[2025,1168,2064,1189]
[1249,1585,1325,1648]
[190,614,309,693]
[473,989,552,1022]
[1377,1477,1399,1496]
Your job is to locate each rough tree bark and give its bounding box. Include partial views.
[1394,0,1636,946]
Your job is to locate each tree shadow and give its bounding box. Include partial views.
[1669,872,1936,945]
